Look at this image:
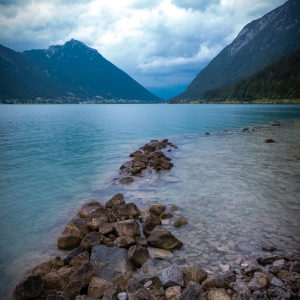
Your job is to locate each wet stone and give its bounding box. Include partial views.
[179,281,202,300]
[161,264,184,288]
[261,240,277,251]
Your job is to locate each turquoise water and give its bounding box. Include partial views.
[1,104,300,297]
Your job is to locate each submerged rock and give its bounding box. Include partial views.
[261,240,277,251]
[173,217,188,228]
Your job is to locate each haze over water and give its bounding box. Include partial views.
[0,104,300,298]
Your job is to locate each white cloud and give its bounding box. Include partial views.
[0,0,287,97]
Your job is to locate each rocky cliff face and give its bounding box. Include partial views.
[170,0,300,102]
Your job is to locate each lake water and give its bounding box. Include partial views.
[0,104,300,298]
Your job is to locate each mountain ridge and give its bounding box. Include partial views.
[170,0,300,102]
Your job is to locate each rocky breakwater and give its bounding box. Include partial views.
[118,139,177,184]
[13,194,186,300]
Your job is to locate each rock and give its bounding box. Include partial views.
[111,203,140,220]
[98,222,114,235]
[113,236,136,249]
[160,160,173,169]
[270,259,285,274]
[118,292,128,300]
[178,281,202,300]
[161,264,184,288]
[87,215,109,230]
[78,205,106,219]
[63,245,88,265]
[173,217,188,228]
[87,277,113,299]
[52,257,65,270]
[62,218,90,238]
[140,276,163,298]
[114,273,132,291]
[257,255,280,265]
[46,295,66,300]
[31,260,53,277]
[106,194,125,208]
[229,282,250,294]
[81,232,102,250]
[292,263,300,272]
[44,266,75,290]
[90,245,133,282]
[245,267,262,277]
[120,161,133,170]
[57,235,83,250]
[62,281,81,300]
[205,132,210,135]
[13,274,44,300]
[135,237,148,247]
[207,288,230,300]
[129,150,143,158]
[120,177,134,184]
[274,287,291,299]
[169,206,178,212]
[143,281,152,288]
[148,247,174,260]
[165,286,181,300]
[128,245,150,267]
[264,139,276,143]
[103,287,122,300]
[113,220,141,237]
[143,215,162,237]
[261,240,277,251]
[69,262,94,287]
[150,203,166,215]
[270,277,283,287]
[126,278,156,300]
[182,267,207,287]
[147,226,183,250]
[202,273,236,290]
[160,212,174,219]
[272,122,280,126]
[277,270,294,280]
[69,251,90,268]
[248,272,268,291]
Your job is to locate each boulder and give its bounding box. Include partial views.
[120,161,133,170]
[43,266,75,290]
[135,237,148,247]
[160,212,174,219]
[270,259,285,274]
[103,287,122,300]
[87,215,109,230]
[57,235,82,250]
[143,215,162,237]
[165,286,181,300]
[98,222,114,235]
[69,251,90,268]
[169,206,178,212]
[150,204,166,215]
[128,245,150,267]
[139,276,163,298]
[270,277,283,287]
[46,295,66,300]
[52,257,65,270]
[182,267,207,287]
[126,278,156,300]
[264,139,276,143]
[161,160,173,169]
[87,277,113,299]
[106,194,125,208]
[113,220,141,237]
[161,265,184,288]
[248,272,268,291]
[178,281,202,300]
[90,245,133,282]
[31,260,53,277]
[261,240,277,251]
[202,273,236,290]
[120,177,134,184]
[207,288,230,300]
[69,262,94,287]
[114,273,132,291]
[62,281,81,300]
[148,247,174,260]
[147,226,183,250]
[78,205,106,219]
[81,232,102,250]
[129,150,143,158]
[75,296,95,300]
[113,236,136,249]
[257,255,280,265]
[62,218,90,238]
[13,274,44,300]
[173,217,188,228]
[63,245,88,265]
[111,203,140,220]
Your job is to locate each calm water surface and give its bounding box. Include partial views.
[0,104,300,297]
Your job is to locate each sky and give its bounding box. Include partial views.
[0,0,287,99]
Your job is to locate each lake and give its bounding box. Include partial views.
[0,104,300,298]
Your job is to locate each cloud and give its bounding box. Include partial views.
[0,0,287,97]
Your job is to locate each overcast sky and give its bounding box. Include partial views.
[0,0,286,99]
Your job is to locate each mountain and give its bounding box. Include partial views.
[170,0,300,102]
[202,47,300,102]
[0,39,161,102]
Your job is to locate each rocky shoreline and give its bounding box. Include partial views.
[12,137,300,300]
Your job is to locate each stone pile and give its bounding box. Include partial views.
[118,139,177,184]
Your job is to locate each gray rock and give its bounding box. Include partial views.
[103,287,122,300]
[148,247,174,260]
[81,232,102,250]
[261,240,277,251]
[274,287,291,299]
[229,282,250,294]
[182,267,207,287]
[128,245,150,267]
[98,222,114,235]
[90,245,133,282]
[13,274,44,300]
[63,245,88,264]
[69,251,90,268]
[78,205,106,219]
[270,259,285,274]
[113,220,141,237]
[87,215,109,230]
[143,215,162,237]
[113,236,136,249]
[248,273,268,291]
[147,226,183,250]
[173,217,188,228]
[118,292,128,300]
[126,278,156,300]
[161,264,184,288]
[179,281,202,300]
[149,203,166,215]
[143,281,152,288]
[69,262,95,287]
[135,237,148,247]
[202,273,236,290]
[257,255,280,265]
[106,193,125,208]
[111,203,140,220]
[270,277,283,287]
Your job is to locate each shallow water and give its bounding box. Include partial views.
[0,104,300,297]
